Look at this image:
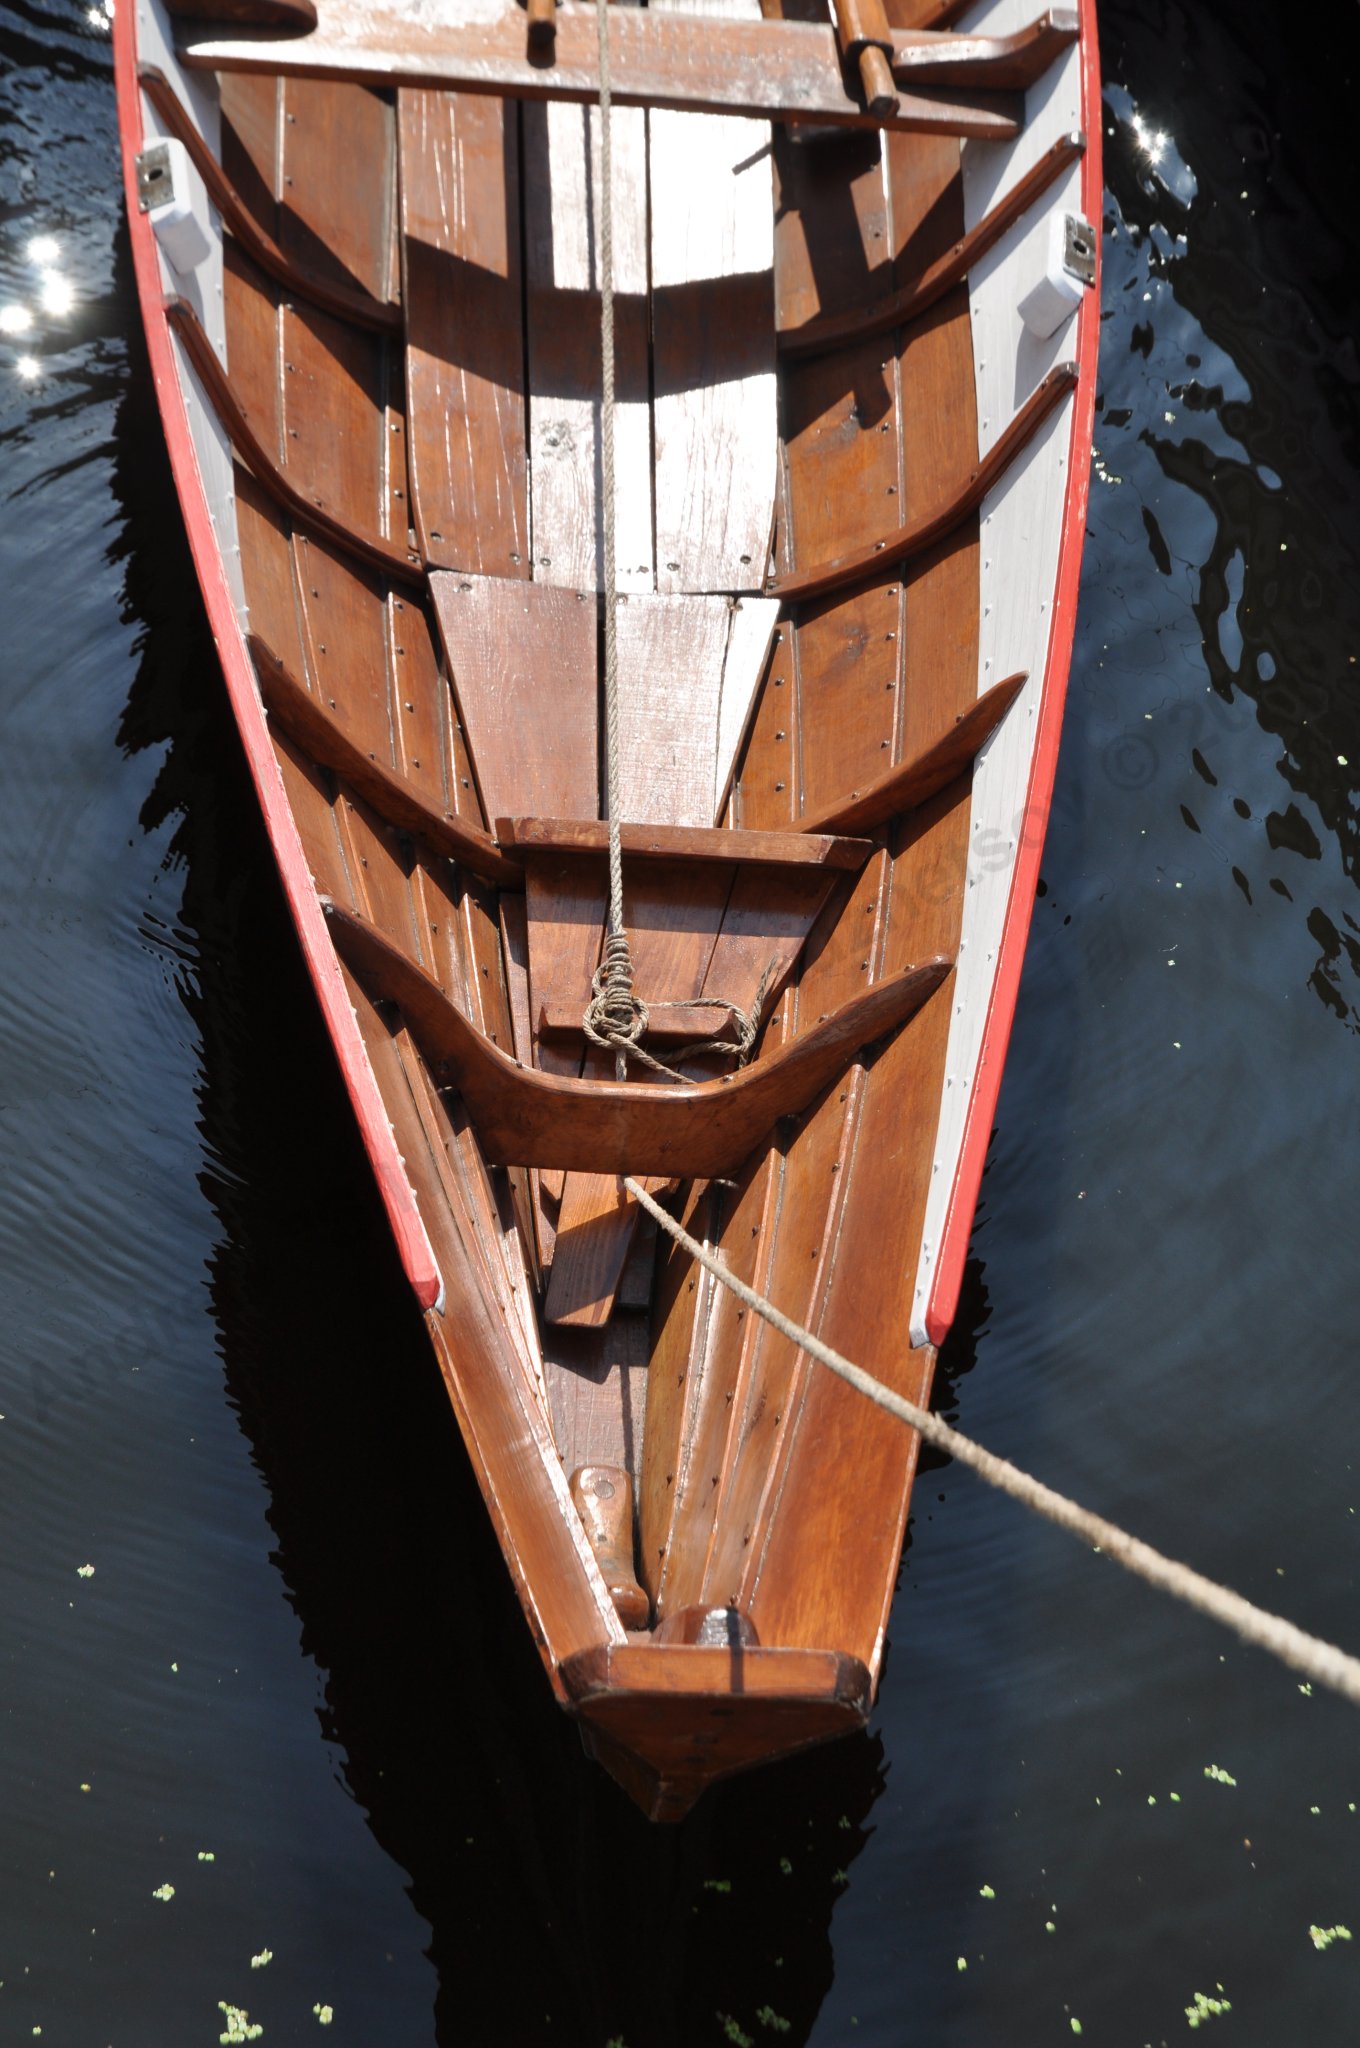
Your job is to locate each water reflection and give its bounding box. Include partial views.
[1098,70,1360,1030]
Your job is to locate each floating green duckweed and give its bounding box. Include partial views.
[755,2007,791,2034]
[1185,1986,1231,2028]
[218,2003,263,2044]
[956,1957,967,1972]
[197,1851,215,1863]
[1045,1922,1056,1934]
[979,1885,995,1899]
[1204,1765,1237,1787]
[151,1884,175,1902]
[1308,1925,1352,1952]
[312,2007,333,2027]
[76,1565,94,1579]
[250,1950,273,1970]
[1070,2021,1083,2036]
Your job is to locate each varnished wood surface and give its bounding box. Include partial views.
[324,896,952,1175]
[778,127,1084,358]
[495,817,872,870]
[134,0,1096,1814]
[799,667,1026,835]
[180,4,1027,137]
[769,360,1078,601]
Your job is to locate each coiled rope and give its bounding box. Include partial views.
[580,0,761,1081]
[625,1175,1360,1708]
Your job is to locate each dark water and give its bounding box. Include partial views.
[2,2,1358,2041]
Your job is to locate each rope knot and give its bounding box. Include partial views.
[582,929,649,1057]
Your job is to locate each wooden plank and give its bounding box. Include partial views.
[523,100,653,592]
[398,90,529,576]
[539,1000,741,1045]
[324,898,951,1176]
[769,362,1078,602]
[647,14,777,595]
[429,572,599,825]
[543,1173,641,1328]
[165,294,424,585]
[181,6,1027,139]
[496,818,872,869]
[777,130,1085,359]
[543,1313,649,1478]
[699,862,841,1028]
[279,74,396,308]
[611,596,777,827]
[145,65,402,332]
[715,598,779,821]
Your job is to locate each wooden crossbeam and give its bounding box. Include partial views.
[770,363,1078,605]
[324,899,951,1177]
[177,2,1025,138]
[140,66,401,334]
[496,817,872,871]
[778,132,1085,361]
[798,670,1027,836]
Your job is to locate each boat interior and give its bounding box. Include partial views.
[124,0,1093,1812]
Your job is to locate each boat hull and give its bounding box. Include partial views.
[116,0,1101,1816]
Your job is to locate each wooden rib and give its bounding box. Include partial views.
[890,10,1079,90]
[139,67,400,333]
[769,363,1078,603]
[248,637,521,885]
[798,669,1026,835]
[164,295,424,585]
[778,132,1084,360]
[324,898,952,1176]
[495,818,872,871]
[179,5,1025,139]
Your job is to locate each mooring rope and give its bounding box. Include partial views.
[624,1175,1360,1708]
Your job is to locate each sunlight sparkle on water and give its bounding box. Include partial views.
[1131,113,1169,164]
[0,304,32,335]
[28,236,60,266]
[39,273,74,316]
[16,356,41,381]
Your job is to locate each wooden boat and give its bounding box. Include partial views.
[114,0,1100,1819]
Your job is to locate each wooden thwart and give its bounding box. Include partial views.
[771,364,1079,604]
[178,3,1026,138]
[323,899,952,1176]
[496,817,872,871]
[799,670,1027,836]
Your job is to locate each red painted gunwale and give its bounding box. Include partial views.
[112,6,443,1309]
